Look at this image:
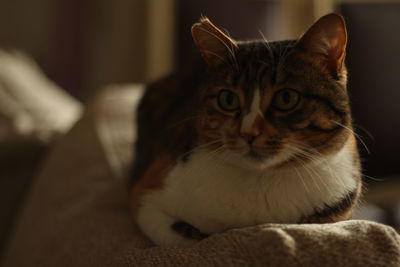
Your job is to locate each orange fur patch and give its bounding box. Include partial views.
[131,153,174,217]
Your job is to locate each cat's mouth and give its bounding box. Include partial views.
[246,149,265,161]
[241,145,294,169]
[220,146,290,170]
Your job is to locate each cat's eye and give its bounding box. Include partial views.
[272,88,301,111]
[217,90,240,112]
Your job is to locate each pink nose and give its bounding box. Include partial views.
[240,113,263,144]
[241,128,261,144]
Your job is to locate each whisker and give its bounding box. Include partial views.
[258,30,275,66]
[286,141,323,165]
[289,152,324,194]
[285,143,333,192]
[293,165,310,194]
[301,162,324,193]
[331,120,371,154]
[362,174,384,182]
[277,41,293,68]
[177,139,223,160]
[288,141,355,190]
[353,124,374,141]
[222,28,240,72]
[175,143,226,182]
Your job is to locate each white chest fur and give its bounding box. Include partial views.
[138,145,357,238]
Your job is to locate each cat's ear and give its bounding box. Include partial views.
[296,13,347,77]
[191,17,238,68]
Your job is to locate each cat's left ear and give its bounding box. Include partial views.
[296,13,347,78]
[191,17,238,68]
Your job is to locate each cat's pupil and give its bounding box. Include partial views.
[226,93,234,105]
[282,91,291,104]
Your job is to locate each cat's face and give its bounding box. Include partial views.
[192,15,352,169]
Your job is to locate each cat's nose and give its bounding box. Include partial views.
[241,128,261,144]
[240,113,263,144]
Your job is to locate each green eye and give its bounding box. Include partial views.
[273,88,301,111]
[217,90,240,112]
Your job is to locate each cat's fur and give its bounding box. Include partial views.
[130,14,362,246]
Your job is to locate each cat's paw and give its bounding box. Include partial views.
[137,204,204,246]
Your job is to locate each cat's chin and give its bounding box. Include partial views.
[217,149,294,171]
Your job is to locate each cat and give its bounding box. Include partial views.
[130,13,362,246]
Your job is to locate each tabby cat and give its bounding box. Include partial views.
[130,13,362,246]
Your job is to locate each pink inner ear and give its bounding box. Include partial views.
[297,14,347,74]
[191,18,238,68]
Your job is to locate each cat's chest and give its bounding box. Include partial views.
[145,148,356,234]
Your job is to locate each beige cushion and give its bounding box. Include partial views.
[2,85,400,267]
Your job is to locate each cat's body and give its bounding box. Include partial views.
[131,14,362,246]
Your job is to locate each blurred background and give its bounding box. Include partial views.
[0,0,399,259]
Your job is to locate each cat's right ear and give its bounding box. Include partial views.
[295,13,347,78]
[191,17,238,68]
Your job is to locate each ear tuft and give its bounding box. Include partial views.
[191,17,238,68]
[296,13,347,77]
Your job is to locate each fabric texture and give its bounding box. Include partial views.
[2,85,400,267]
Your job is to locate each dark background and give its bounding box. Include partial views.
[342,3,400,179]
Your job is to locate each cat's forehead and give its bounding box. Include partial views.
[230,40,296,89]
[236,40,296,63]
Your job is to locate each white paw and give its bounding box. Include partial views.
[137,204,201,246]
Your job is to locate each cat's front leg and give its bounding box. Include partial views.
[136,203,203,246]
